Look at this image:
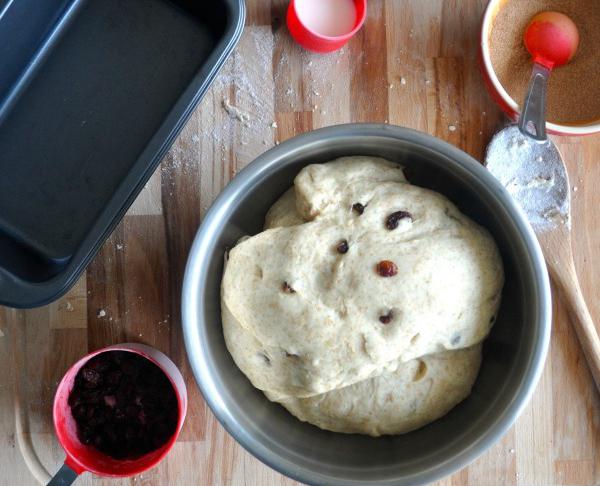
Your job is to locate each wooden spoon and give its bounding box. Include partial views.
[487,127,600,391]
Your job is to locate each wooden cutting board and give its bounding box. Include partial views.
[1,1,599,484]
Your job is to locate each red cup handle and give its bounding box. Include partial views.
[47,462,79,486]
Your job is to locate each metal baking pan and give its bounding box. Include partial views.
[0,0,245,308]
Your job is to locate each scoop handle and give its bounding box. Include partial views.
[47,463,79,486]
[518,62,551,141]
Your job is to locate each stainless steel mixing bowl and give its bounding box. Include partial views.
[182,124,551,486]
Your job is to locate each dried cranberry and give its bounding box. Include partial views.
[125,404,140,418]
[379,311,394,324]
[282,281,296,293]
[87,359,110,373]
[104,395,117,408]
[386,211,412,230]
[376,260,398,277]
[120,359,140,377]
[93,435,104,448]
[105,370,122,388]
[81,368,101,388]
[104,425,118,443]
[80,426,94,445]
[68,351,178,460]
[76,389,101,405]
[114,407,126,421]
[125,426,137,441]
[352,203,365,215]
[336,240,349,254]
[73,404,87,419]
[68,391,81,407]
[138,410,147,424]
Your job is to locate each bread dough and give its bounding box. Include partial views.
[221,157,503,435]
[276,345,482,436]
[264,188,304,229]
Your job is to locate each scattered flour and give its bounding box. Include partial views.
[157,26,352,190]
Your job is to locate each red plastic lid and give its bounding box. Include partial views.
[287,0,367,53]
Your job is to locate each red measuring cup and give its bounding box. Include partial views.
[49,343,187,485]
[287,0,367,53]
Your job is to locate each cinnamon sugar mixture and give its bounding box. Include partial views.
[489,0,600,124]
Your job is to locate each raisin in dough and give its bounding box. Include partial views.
[221,157,503,434]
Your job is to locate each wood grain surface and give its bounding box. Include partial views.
[1,1,600,484]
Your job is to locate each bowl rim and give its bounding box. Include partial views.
[480,0,600,136]
[181,123,552,485]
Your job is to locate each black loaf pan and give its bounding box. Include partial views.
[0,0,245,308]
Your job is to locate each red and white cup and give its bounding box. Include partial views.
[287,0,367,53]
[479,0,600,136]
[50,343,187,485]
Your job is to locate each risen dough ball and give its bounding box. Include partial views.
[221,157,503,435]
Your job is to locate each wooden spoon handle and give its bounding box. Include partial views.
[549,257,600,392]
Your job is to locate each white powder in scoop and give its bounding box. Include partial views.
[486,127,570,231]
